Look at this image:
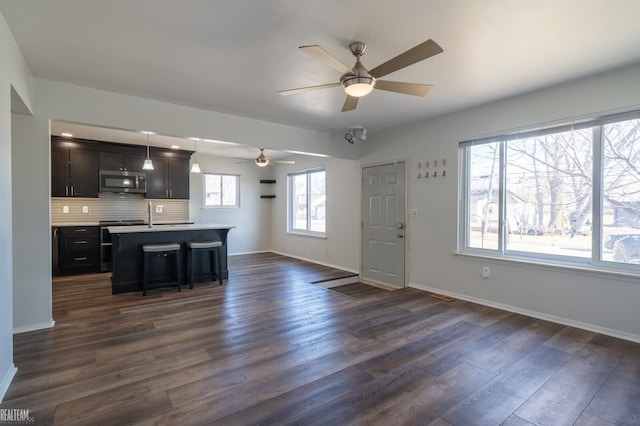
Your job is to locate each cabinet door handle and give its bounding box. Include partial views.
[169,189,173,198]
[65,186,69,196]
[71,186,75,196]
[74,257,88,261]
[75,229,88,232]
[74,240,88,244]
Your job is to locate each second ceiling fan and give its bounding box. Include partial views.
[278,39,443,112]
[252,147,295,168]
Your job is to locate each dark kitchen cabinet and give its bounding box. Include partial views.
[146,155,190,199]
[58,226,100,275]
[99,151,145,172]
[51,142,99,198]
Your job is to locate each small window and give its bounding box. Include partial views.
[288,168,326,236]
[204,173,239,208]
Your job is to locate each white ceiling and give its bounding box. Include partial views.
[3,0,640,157]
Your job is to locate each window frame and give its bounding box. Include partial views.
[459,110,640,275]
[287,166,326,237]
[203,172,240,209]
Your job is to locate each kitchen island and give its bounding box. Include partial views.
[108,223,235,294]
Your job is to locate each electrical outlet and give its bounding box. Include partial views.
[82,206,89,213]
[63,206,69,213]
[481,266,490,278]
[155,205,164,213]
[410,208,418,217]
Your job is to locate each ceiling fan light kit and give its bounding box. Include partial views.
[279,39,443,111]
[341,75,376,97]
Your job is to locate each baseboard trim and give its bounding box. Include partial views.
[228,250,270,256]
[0,363,17,403]
[269,250,358,275]
[13,319,55,335]
[408,282,640,344]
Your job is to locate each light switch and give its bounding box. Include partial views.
[82,206,89,213]
[410,208,418,217]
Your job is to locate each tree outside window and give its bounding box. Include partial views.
[461,113,640,269]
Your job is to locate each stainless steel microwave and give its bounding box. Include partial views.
[99,170,147,194]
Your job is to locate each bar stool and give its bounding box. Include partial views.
[186,241,223,288]
[142,243,182,296]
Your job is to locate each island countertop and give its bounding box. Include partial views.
[107,223,235,234]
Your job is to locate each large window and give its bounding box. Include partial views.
[204,173,239,208]
[460,112,640,271]
[288,168,326,236]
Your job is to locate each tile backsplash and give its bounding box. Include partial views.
[52,193,189,224]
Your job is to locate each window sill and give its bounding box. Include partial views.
[287,230,327,239]
[455,251,640,283]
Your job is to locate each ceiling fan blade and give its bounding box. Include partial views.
[341,95,359,112]
[299,45,353,75]
[271,160,296,164]
[375,80,434,97]
[369,39,443,79]
[278,82,340,96]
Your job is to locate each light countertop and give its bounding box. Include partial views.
[52,222,100,227]
[107,223,235,234]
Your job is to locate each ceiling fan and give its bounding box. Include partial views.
[278,39,443,112]
[250,147,295,168]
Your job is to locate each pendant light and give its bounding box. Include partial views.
[190,137,201,173]
[142,131,154,170]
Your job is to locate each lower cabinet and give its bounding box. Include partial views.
[58,226,100,275]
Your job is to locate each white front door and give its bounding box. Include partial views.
[362,162,406,289]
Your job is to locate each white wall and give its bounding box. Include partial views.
[270,156,361,273]
[360,62,640,341]
[0,10,34,402]
[189,153,275,254]
[11,114,53,332]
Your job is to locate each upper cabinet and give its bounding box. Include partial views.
[51,136,192,199]
[51,140,100,198]
[99,151,146,172]
[146,153,190,199]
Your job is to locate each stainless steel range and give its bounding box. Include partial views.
[99,220,146,272]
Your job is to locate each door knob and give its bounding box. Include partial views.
[398,234,404,238]
[397,223,404,229]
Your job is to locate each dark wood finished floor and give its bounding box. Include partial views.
[2,253,639,425]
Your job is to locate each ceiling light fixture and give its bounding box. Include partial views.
[190,138,201,173]
[61,132,73,137]
[255,148,270,167]
[142,131,154,170]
